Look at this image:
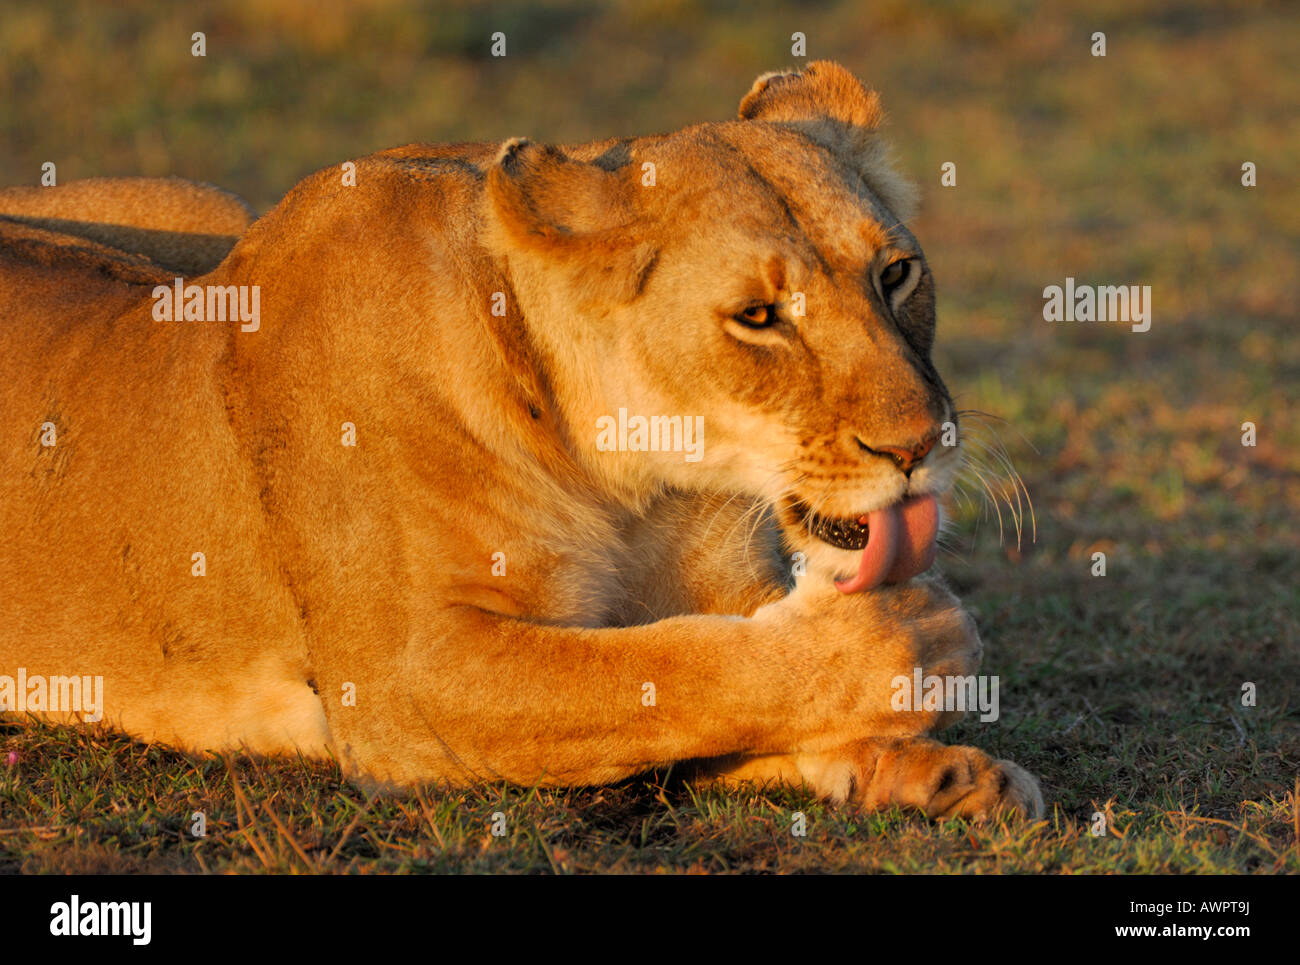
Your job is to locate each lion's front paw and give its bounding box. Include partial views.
[799,737,1043,821]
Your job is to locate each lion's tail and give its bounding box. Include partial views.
[0,176,255,276]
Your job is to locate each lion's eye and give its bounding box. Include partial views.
[735,304,776,327]
[880,259,912,295]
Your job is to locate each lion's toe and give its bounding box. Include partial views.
[840,738,1043,822]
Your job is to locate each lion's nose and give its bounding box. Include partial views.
[856,431,939,476]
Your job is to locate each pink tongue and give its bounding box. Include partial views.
[834,494,939,594]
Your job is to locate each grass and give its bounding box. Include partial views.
[2,0,1298,872]
[2,703,1297,873]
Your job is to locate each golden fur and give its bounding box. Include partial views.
[0,62,1041,818]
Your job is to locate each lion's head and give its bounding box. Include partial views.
[484,61,956,588]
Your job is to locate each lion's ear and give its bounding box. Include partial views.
[485,138,657,305]
[738,61,916,220]
[739,61,884,129]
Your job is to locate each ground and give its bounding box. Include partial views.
[1,0,1297,873]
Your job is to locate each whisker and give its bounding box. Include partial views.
[959,422,1037,545]
[962,438,1024,546]
[957,454,1007,545]
[943,409,1039,551]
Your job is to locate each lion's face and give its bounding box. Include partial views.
[630,125,955,523]
[486,62,958,574]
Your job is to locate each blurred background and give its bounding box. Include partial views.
[2,0,1297,829]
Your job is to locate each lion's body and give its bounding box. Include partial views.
[0,64,1041,817]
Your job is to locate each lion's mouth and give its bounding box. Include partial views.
[786,494,942,593]
[789,500,872,550]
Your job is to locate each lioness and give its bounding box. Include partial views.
[0,62,1042,819]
